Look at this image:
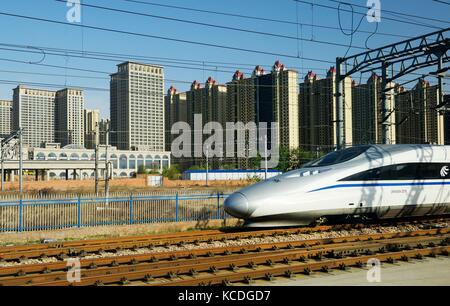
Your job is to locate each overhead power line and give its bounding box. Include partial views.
[433,0,450,5]
[326,0,450,26]
[121,0,411,39]
[0,42,327,72]
[0,11,334,64]
[54,0,369,51]
[293,0,444,30]
[0,41,434,81]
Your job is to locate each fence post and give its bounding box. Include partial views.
[129,194,133,225]
[18,198,23,232]
[175,192,179,222]
[77,196,81,228]
[217,192,221,220]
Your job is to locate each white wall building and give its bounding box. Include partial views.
[31,145,170,180]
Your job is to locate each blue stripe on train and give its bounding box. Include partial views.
[309,181,450,193]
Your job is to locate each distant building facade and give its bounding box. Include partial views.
[0,100,12,138]
[396,80,445,145]
[84,109,100,149]
[55,88,85,147]
[352,73,396,145]
[31,144,170,180]
[299,67,352,152]
[185,78,227,167]
[165,86,187,152]
[445,95,450,145]
[110,62,165,151]
[226,61,299,168]
[13,85,56,147]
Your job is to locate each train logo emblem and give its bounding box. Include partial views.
[441,166,449,177]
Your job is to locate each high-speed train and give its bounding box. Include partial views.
[224,145,450,227]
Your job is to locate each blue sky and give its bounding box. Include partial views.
[0,0,448,117]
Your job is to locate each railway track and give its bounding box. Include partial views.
[0,225,333,262]
[1,215,447,263]
[0,226,448,286]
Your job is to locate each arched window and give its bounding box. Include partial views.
[49,172,56,179]
[59,172,66,179]
[129,154,136,170]
[81,153,89,160]
[153,155,161,170]
[48,153,57,160]
[120,172,128,177]
[59,153,68,160]
[145,155,153,169]
[36,153,46,160]
[100,153,106,161]
[162,159,169,169]
[110,154,118,169]
[119,154,128,169]
[70,153,80,160]
[137,154,144,169]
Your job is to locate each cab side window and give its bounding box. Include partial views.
[341,163,448,181]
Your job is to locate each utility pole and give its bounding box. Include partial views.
[381,61,390,144]
[94,123,99,196]
[1,144,4,192]
[105,120,110,199]
[437,56,445,144]
[205,148,209,187]
[264,135,268,180]
[335,58,345,150]
[19,128,23,196]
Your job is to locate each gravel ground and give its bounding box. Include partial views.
[1,222,447,268]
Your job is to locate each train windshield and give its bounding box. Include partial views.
[304,146,371,168]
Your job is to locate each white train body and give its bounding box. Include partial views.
[224,145,450,227]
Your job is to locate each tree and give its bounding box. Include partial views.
[162,165,182,180]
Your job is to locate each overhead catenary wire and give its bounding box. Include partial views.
[0,11,335,64]
[0,41,440,89]
[293,0,445,30]
[54,0,371,51]
[326,0,450,26]
[122,0,412,39]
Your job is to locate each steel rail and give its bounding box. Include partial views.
[0,234,446,286]
[1,229,447,286]
[155,246,450,286]
[0,228,443,277]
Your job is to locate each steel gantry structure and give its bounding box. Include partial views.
[335,28,450,149]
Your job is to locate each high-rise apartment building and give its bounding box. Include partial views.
[396,80,445,145]
[226,61,299,168]
[187,77,227,127]
[299,67,352,152]
[185,78,227,167]
[84,109,100,149]
[99,119,108,146]
[55,88,84,147]
[165,86,187,152]
[110,62,165,151]
[13,85,55,147]
[0,100,12,139]
[352,73,396,145]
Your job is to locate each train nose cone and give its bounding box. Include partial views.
[224,192,250,218]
